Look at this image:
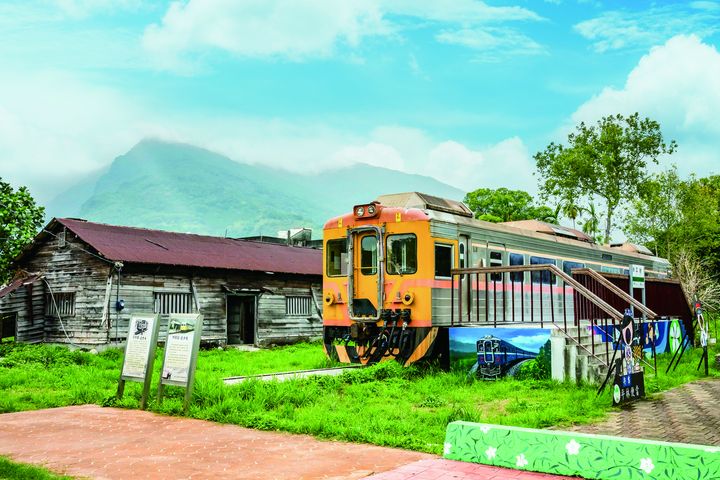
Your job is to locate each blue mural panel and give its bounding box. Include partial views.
[449,327,552,380]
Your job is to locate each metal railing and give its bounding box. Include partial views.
[450,264,626,367]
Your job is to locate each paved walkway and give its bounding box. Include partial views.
[0,405,575,480]
[569,379,720,446]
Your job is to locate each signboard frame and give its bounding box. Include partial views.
[157,313,204,412]
[117,313,161,409]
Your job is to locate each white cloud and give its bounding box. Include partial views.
[569,34,720,177]
[0,69,534,202]
[436,27,546,61]
[574,4,720,53]
[143,0,542,69]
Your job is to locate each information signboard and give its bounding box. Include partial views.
[157,313,203,412]
[631,264,645,290]
[117,313,160,409]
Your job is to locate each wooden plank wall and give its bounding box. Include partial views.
[4,229,322,348]
[116,267,322,346]
[23,232,112,346]
[0,281,44,343]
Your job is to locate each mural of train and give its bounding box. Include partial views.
[474,335,538,379]
[322,192,671,366]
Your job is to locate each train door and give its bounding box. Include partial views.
[348,226,384,321]
[487,243,507,323]
[459,235,471,319]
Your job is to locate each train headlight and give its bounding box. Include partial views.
[356,206,365,217]
[367,204,376,215]
[402,291,414,306]
[323,291,335,306]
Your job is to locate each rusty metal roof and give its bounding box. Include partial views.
[0,274,39,299]
[53,218,321,276]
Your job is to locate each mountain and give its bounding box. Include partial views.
[48,139,465,237]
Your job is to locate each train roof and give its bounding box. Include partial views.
[374,192,669,266]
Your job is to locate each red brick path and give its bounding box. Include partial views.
[0,405,577,479]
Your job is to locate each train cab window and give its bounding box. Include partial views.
[509,253,524,283]
[563,261,585,277]
[326,239,348,277]
[386,234,417,275]
[489,251,503,282]
[434,243,453,278]
[530,256,556,284]
[360,235,378,275]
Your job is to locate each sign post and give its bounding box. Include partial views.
[157,313,203,413]
[117,313,161,409]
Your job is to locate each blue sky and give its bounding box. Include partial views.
[2,0,720,203]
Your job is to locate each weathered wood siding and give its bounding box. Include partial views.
[2,229,322,347]
[116,266,322,346]
[0,280,45,343]
[22,232,113,345]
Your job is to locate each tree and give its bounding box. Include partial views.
[0,179,45,284]
[624,167,682,257]
[464,187,557,223]
[534,113,676,243]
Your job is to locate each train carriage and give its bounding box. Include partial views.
[322,192,670,366]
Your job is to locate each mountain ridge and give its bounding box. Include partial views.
[48,138,466,237]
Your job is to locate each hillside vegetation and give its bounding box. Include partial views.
[48,139,463,237]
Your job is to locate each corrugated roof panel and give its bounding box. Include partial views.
[56,219,321,276]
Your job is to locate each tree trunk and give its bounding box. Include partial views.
[605,207,614,245]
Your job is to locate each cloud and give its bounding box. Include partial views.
[436,27,546,61]
[0,69,534,202]
[143,0,542,69]
[574,3,720,52]
[569,34,720,177]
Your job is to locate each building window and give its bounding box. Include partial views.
[286,296,313,316]
[386,234,418,275]
[326,238,348,277]
[509,253,524,283]
[154,292,194,314]
[530,256,556,285]
[45,292,75,317]
[563,261,585,277]
[435,243,453,278]
[360,235,378,275]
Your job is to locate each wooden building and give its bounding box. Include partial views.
[0,218,323,347]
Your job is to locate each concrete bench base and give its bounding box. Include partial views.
[443,421,720,480]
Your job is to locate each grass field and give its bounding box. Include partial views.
[0,340,718,455]
[0,456,73,480]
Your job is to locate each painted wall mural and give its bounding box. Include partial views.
[449,327,552,380]
[592,319,687,356]
[444,421,720,480]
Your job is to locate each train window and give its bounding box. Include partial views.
[530,256,556,284]
[509,253,524,283]
[434,243,453,278]
[360,235,378,275]
[563,261,585,277]
[326,239,348,277]
[386,234,418,275]
[489,251,503,282]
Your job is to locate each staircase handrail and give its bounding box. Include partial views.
[571,268,658,320]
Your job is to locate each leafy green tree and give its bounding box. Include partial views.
[624,167,682,257]
[581,201,602,243]
[674,175,720,273]
[534,113,676,243]
[464,187,557,223]
[0,179,45,284]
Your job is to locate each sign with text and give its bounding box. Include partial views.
[158,313,203,412]
[630,264,645,289]
[117,313,160,409]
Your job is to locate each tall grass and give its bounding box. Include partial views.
[0,341,717,455]
[0,456,73,480]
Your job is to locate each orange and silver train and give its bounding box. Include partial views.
[322,192,670,366]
